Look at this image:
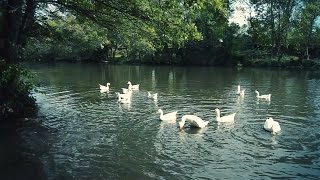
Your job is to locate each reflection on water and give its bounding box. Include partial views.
[22,63,320,179]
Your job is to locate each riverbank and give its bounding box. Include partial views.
[28,53,320,70]
[242,56,320,70]
[77,56,320,70]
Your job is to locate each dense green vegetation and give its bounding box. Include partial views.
[1,0,320,66]
[0,0,320,119]
[0,60,37,120]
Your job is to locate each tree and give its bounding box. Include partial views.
[291,0,320,60]
[248,0,298,61]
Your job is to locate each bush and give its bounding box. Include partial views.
[0,60,37,121]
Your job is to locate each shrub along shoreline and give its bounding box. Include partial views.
[98,56,320,70]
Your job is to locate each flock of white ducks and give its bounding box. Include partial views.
[99,83,280,135]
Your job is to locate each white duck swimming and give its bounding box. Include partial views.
[255,90,271,101]
[237,85,245,97]
[157,109,177,121]
[214,108,236,123]
[148,92,158,100]
[128,81,139,90]
[264,117,281,134]
[99,83,110,92]
[117,94,131,104]
[178,115,209,129]
[263,117,274,131]
[116,92,132,100]
[122,87,133,94]
[271,121,281,134]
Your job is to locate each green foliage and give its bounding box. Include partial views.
[0,60,37,120]
[22,0,228,64]
[23,15,109,61]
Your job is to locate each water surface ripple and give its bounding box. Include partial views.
[25,64,320,179]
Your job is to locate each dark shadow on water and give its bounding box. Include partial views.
[180,126,208,134]
[0,120,47,180]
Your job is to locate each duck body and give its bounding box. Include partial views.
[128,81,139,90]
[99,83,110,92]
[271,121,281,134]
[148,92,158,100]
[117,94,131,104]
[255,90,271,101]
[157,109,177,121]
[122,88,130,94]
[264,117,281,134]
[263,117,274,131]
[215,108,236,123]
[237,85,245,97]
[116,92,132,100]
[179,115,209,129]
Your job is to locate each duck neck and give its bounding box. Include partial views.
[271,125,276,134]
[216,110,220,120]
[179,117,186,129]
[159,110,163,117]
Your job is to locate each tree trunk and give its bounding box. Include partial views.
[305,14,317,61]
[1,0,36,64]
[306,46,309,60]
[2,0,24,64]
[269,0,276,58]
[18,0,37,46]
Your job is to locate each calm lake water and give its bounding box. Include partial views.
[23,63,320,179]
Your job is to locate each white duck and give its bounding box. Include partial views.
[157,109,177,121]
[271,121,281,134]
[178,115,209,129]
[263,117,274,131]
[99,83,110,92]
[128,81,139,90]
[255,90,271,101]
[148,92,158,100]
[116,92,132,100]
[264,117,281,134]
[121,88,130,94]
[117,94,131,104]
[236,85,245,97]
[215,108,236,123]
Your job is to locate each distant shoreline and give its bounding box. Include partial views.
[25,57,320,70]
